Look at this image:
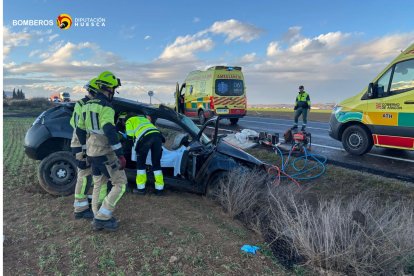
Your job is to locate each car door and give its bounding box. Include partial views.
[366,58,414,149]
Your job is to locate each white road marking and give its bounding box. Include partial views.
[240,119,329,131]
[310,143,414,163]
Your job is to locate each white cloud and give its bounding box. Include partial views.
[29,49,42,58]
[282,26,302,44]
[72,85,86,94]
[42,42,96,64]
[144,35,151,40]
[159,19,262,60]
[267,42,281,57]
[246,29,414,103]
[346,34,414,62]
[240,52,256,63]
[5,23,414,105]
[287,31,349,53]
[208,19,263,43]
[3,27,32,57]
[120,25,136,39]
[159,35,214,60]
[48,34,59,42]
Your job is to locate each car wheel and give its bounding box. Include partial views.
[206,171,228,199]
[38,151,77,196]
[198,110,206,125]
[341,125,373,155]
[230,118,239,125]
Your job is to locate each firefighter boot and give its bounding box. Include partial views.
[154,170,165,196]
[133,187,147,195]
[74,208,94,220]
[134,170,147,195]
[92,217,119,231]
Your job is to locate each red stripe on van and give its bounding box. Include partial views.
[375,135,414,149]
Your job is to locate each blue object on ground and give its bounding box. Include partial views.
[241,244,260,254]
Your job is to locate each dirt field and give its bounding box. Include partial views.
[4,116,413,275]
[3,117,286,275]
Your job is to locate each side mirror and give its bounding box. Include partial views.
[368,83,378,99]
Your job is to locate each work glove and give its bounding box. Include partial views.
[75,150,90,169]
[118,155,126,170]
[118,131,127,140]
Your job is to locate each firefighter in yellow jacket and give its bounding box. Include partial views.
[71,78,98,219]
[72,78,109,219]
[126,112,165,196]
[76,71,127,231]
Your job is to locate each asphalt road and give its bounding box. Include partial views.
[216,116,414,183]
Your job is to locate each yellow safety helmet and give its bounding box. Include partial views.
[84,77,99,96]
[96,71,121,94]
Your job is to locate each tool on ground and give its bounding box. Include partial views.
[260,129,327,183]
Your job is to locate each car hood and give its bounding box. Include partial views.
[216,141,263,166]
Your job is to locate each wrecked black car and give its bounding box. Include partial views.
[24,97,265,196]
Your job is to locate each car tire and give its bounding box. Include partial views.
[206,171,228,199]
[230,118,239,125]
[198,110,206,125]
[341,125,373,155]
[38,151,77,196]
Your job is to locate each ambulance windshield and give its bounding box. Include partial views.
[215,79,244,96]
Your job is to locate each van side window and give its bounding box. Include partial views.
[390,59,414,94]
[187,85,193,95]
[376,67,393,97]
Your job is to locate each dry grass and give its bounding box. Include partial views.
[267,185,414,275]
[4,117,286,275]
[216,168,414,275]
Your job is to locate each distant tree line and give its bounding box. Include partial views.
[3,88,26,99]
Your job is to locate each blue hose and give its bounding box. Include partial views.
[274,144,327,181]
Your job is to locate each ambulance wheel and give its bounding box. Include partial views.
[198,110,206,125]
[38,151,77,196]
[230,118,239,125]
[342,125,373,155]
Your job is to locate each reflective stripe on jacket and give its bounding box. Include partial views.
[77,93,122,156]
[125,116,160,143]
[295,91,311,108]
[70,97,88,129]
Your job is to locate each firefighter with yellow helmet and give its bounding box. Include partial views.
[76,71,127,231]
[71,78,98,219]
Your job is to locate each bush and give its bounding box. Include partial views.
[5,98,52,109]
[266,186,414,275]
[214,169,414,275]
[217,168,268,234]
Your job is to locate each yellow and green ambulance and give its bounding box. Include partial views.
[175,66,247,125]
[329,43,414,155]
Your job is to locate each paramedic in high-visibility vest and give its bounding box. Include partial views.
[292,85,311,131]
[125,113,165,196]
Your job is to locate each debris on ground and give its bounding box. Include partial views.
[241,244,260,254]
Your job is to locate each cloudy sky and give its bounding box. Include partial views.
[3,0,414,104]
